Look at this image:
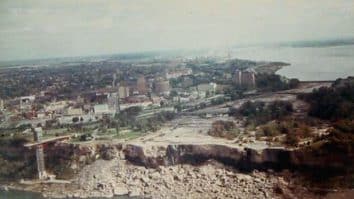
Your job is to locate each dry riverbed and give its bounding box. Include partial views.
[40,159,292,199]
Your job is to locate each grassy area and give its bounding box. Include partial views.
[208,120,240,139]
[113,129,144,140]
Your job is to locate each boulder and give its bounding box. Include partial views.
[114,185,129,196]
[128,188,141,197]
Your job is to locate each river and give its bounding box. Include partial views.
[0,190,134,199]
[231,45,354,81]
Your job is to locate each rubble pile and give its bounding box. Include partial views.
[44,159,280,199]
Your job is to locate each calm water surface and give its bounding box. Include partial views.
[232,45,354,81]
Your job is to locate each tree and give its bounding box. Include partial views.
[125,106,142,117]
[231,100,293,125]
[169,90,178,98]
[72,117,79,123]
[174,103,183,112]
[256,74,298,91]
[300,81,354,120]
[285,133,299,147]
[115,121,120,135]
[289,78,300,89]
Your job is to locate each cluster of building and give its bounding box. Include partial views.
[165,68,192,79]
[0,62,259,130]
[0,69,176,128]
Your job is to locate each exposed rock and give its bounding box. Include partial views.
[128,188,141,197]
[9,140,350,199]
[0,185,9,191]
[113,185,129,196]
[40,156,285,198]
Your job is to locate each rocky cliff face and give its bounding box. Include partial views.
[123,143,351,174]
[1,140,350,180]
[44,142,124,177]
[0,141,125,180]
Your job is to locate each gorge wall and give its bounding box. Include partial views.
[123,144,352,175]
[1,141,352,180]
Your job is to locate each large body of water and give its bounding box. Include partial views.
[0,190,43,199]
[232,45,354,81]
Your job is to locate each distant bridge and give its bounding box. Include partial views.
[24,135,70,148]
[24,132,70,180]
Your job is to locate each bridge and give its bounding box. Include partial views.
[24,128,70,180]
[24,135,71,148]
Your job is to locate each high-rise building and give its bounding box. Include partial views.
[241,71,256,88]
[154,78,170,95]
[137,76,147,95]
[234,70,242,85]
[233,69,256,88]
[112,73,122,113]
[0,99,4,111]
[118,86,130,98]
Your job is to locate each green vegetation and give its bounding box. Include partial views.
[332,119,354,134]
[230,100,293,126]
[305,119,354,167]
[134,111,176,132]
[326,120,354,151]
[210,96,226,105]
[0,135,36,179]
[114,129,142,140]
[223,87,244,100]
[257,120,312,146]
[115,106,143,128]
[208,120,240,139]
[256,74,299,91]
[114,106,176,134]
[299,79,354,120]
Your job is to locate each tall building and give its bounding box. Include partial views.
[137,76,147,95]
[0,99,4,111]
[154,78,170,95]
[118,86,130,98]
[242,71,256,88]
[234,70,242,85]
[233,69,256,88]
[112,73,121,113]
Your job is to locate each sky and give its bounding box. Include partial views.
[0,0,353,61]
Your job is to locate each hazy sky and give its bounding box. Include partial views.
[0,0,353,61]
